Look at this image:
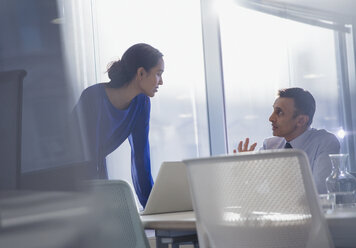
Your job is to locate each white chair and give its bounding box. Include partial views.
[184,149,334,248]
[85,180,150,248]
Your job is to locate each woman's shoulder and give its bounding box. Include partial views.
[129,93,150,107]
[75,84,108,111]
[82,83,105,94]
[80,83,107,100]
[136,93,150,102]
[130,94,150,115]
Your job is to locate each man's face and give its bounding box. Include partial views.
[269,97,302,141]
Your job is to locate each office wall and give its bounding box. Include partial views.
[1,0,356,191]
[0,0,76,173]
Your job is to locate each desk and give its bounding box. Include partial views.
[142,211,196,230]
[142,210,356,248]
[142,212,197,248]
[326,208,356,247]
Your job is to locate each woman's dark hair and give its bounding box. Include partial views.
[107,43,163,88]
[278,87,316,126]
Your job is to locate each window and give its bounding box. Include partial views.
[205,1,356,171]
[219,4,341,150]
[65,0,210,185]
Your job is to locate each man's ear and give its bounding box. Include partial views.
[296,115,309,127]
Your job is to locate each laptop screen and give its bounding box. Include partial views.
[141,161,193,215]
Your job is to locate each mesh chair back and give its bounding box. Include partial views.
[86,180,150,248]
[184,149,334,248]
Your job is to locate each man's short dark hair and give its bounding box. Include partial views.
[278,87,316,126]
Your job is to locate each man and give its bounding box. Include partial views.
[238,87,340,194]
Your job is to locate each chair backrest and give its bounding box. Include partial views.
[0,190,101,248]
[0,69,26,190]
[85,180,150,248]
[184,149,334,248]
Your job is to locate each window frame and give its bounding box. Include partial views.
[200,0,356,170]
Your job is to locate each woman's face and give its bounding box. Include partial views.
[139,58,164,97]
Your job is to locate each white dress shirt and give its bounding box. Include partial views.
[261,127,340,194]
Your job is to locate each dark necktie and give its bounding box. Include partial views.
[284,142,293,149]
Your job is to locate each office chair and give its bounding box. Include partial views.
[184,149,334,248]
[85,180,150,248]
[0,69,26,190]
[0,190,101,248]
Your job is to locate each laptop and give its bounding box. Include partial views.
[140,161,193,215]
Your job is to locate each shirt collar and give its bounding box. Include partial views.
[286,127,312,148]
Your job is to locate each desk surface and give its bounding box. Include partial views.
[141,209,356,247]
[326,208,356,247]
[141,211,196,230]
[141,209,356,228]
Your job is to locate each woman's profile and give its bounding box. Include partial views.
[72,43,164,207]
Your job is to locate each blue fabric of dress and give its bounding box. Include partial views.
[72,83,153,207]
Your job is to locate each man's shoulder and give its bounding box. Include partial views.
[264,136,284,142]
[308,128,338,141]
[306,128,340,149]
[263,136,284,149]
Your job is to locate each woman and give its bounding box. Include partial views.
[73,43,164,207]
